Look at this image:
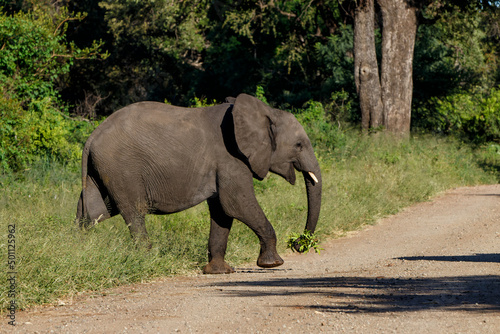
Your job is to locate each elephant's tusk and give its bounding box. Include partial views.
[308,172,319,184]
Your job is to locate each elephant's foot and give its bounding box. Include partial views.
[257,251,284,268]
[203,260,235,274]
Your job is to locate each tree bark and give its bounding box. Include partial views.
[354,0,383,129]
[378,0,417,134]
[354,0,418,134]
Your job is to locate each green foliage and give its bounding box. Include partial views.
[190,96,218,108]
[413,4,500,133]
[42,0,498,132]
[286,230,322,254]
[255,85,268,105]
[418,88,500,143]
[0,7,106,103]
[221,0,328,71]
[204,0,350,105]
[294,93,350,153]
[86,0,212,109]
[0,7,103,173]
[0,97,95,173]
[100,0,209,59]
[0,97,29,171]
[326,89,355,123]
[314,25,355,95]
[0,10,65,102]
[63,0,354,109]
[3,0,497,133]
[434,9,491,87]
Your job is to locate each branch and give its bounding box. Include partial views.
[275,1,297,19]
[51,52,101,60]
[277,8,296,19]
[53,17,80,35]
[51,53,73,58]
[297,0,315,22]
[259,0,296,18]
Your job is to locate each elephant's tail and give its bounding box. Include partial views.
[76,139,92,229]
[76,135,115,230]
[81,142,90,192]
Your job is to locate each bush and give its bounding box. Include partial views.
[294,93,351,153]
[417,88,500,143]
[0,7,104,173]
[0,97,30,172]
[0,96,96,173]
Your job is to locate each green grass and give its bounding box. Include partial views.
[1,132,499,311]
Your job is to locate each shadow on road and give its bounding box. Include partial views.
[397,253,500,263]
[469,193,500,197]
[210,275,500,313]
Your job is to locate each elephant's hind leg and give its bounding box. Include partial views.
[76,177,113,229]
[120,207,151,249]
[203,197,235,274]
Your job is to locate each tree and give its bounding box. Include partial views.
[353,0,383,129]
[0,5,105,172]
[411,2,500,139]
[64,0,354,111]
[354,0,420,134]
[192,0,349,105]
[72,0,212,112]
[354,0,500,134]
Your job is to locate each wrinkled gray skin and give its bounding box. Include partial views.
[76,94,322,274]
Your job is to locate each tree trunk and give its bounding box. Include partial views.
[378,0,417,134]
[354,0,418,134]
[354,0,383,129]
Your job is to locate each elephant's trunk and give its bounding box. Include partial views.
[302,156,322,235]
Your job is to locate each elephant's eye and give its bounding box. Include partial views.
[295,141,303,151]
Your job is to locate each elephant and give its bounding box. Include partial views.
[76,93,322,274]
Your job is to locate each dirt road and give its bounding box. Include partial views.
[10,185,500,333]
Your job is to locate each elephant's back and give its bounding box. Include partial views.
[98,102,193,131]
[87,102,198,146]
[85,101,218,172]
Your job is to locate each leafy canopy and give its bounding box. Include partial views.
[0,6,105,172]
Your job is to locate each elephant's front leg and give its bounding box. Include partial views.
[203,198,235,274]
[219,177,284,269]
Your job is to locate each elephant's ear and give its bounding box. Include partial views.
[232,93,274,179]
